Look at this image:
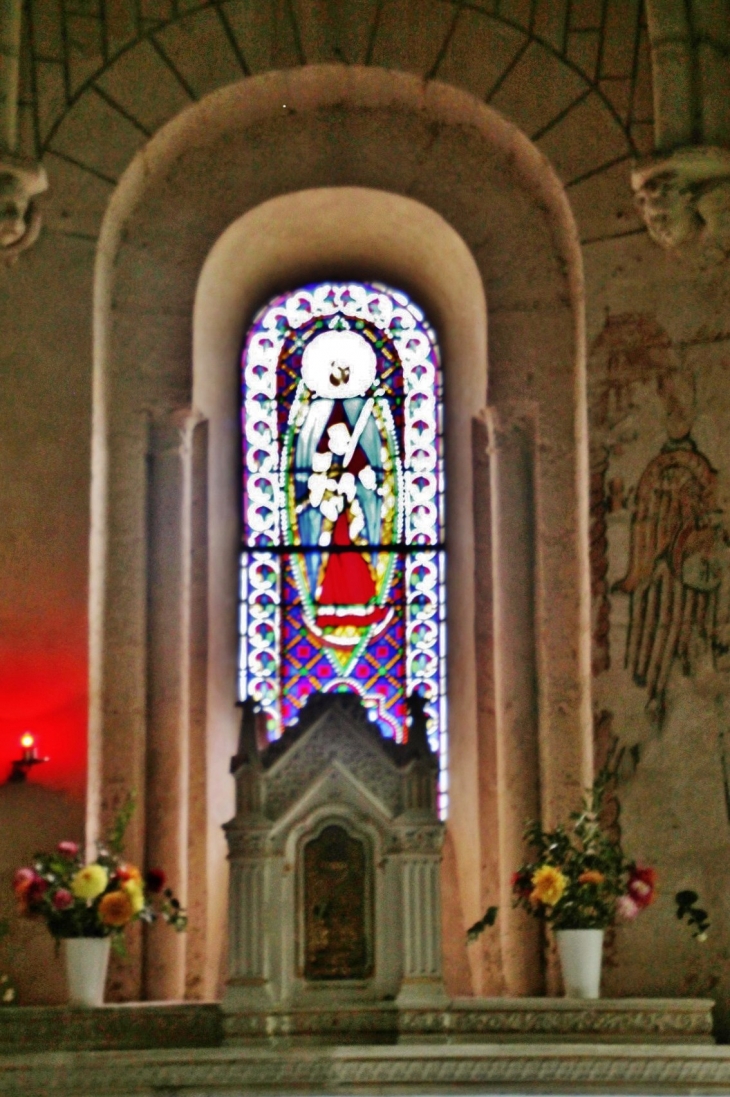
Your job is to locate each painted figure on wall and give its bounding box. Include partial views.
[614,435,730,721]
[589,313,730,722]
[588,313,680,677]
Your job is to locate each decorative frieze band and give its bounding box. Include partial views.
[2,1039,730,1097]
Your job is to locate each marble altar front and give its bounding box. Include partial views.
[223,693,446,1024]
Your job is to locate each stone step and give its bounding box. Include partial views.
[0,998,714,1054]
[2,1040,730,1096]
[0,1002,222,1054]
[222,997,716,1045]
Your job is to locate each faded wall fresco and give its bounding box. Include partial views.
[590,314,730,723]
[588,298,730,1030]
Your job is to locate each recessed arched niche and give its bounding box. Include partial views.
[89,64,591,1003]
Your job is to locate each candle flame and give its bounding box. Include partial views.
[20,733,34,749]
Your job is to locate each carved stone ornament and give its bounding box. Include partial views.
[0,154,48,265]
[223,693,446,1016]
[0,1025,728,1097]
[631,146,730,251]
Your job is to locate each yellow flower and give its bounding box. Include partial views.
[71,863,109,901]
[122,879,145,915]
[530,865,567,907]
[99,889,134,927]
[578,870,605,886]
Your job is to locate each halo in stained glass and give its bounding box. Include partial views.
[239,281,448,814]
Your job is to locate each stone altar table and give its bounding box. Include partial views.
[0,997,714,1053]
[0,701,719,1093]
[223,693,446,1021]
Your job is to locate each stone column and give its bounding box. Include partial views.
[227,836,268,990]
[224,824,271,1012]
[645,0,696,151]
[396,825,447,1006]
[183,420,210,999]
[143,413,191,1000]
[694,0,730,146]
[0,0,21,152]
[88,416,151,1001]
[223,707,272,1012]
[470,412,503,995]
[486,404,543,996]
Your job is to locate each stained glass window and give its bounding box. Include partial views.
[239,281,447,811]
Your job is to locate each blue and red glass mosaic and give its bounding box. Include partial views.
[239,282,447,811]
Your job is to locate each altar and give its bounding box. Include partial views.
[1,695,727,1093]
[0,999,728,1096]
[223,691,446,1024]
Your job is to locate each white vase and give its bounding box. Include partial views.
[555,928,604,999]
[63,937,111,1007]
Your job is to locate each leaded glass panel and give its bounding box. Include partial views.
[239,281,447,812]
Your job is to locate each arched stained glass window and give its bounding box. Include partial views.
[239,281,447,811]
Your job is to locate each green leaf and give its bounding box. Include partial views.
[105,792,137,857]
[466,906,498,942]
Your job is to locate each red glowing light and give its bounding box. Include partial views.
[0,649,87,800]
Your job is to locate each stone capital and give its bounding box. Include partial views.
[0,153,48,265]
[631,146,730,251]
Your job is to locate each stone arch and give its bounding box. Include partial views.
[19,2,654,250]
[90,64,589,1001]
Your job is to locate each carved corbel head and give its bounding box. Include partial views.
[631,147,730,252]
[0,155,48,265]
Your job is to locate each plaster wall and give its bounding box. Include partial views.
[585,233,730,1037]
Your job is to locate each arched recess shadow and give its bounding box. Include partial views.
[90,64,591,1001]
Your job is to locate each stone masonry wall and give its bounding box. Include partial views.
[2,0,730,1023]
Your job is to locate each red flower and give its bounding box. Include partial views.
[628,865,656,909]
[13,868,49,912]
[511,870,532,899]
[145,868,166,894]
[57,841,79,859]
[114,863,141,884]
[52,888,73,910]
[26,877,48,906]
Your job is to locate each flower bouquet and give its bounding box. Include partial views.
[12,795,186,1006]
[510,765,655,997]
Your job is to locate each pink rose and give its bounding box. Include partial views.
[617,894,640,920]
[627,865,656,909]
[12,867,38,914]
[52,888,73,911]
[13,868,48,913]
[12,867,35,894]
[57,841,79,859]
